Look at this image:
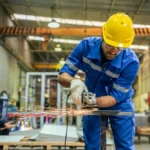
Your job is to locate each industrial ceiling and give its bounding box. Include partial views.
[1,0,150,70]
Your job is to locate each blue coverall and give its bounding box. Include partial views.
[59,37,140,150]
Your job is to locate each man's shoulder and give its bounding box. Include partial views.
[82,36,102,43]
[123,48,139,63]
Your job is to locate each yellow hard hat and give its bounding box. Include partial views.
[102,13,135,48]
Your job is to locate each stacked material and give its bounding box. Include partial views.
[135,113,149,127]
[35,124,79,142]
[0,136,24,142]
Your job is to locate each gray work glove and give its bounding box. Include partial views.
[70,79,88,106]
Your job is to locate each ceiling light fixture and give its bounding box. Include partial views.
[55,44,62,51]
[48,19,60,28]
[55,47,62,51]
[59,58,65,65]
[14,13,150,28]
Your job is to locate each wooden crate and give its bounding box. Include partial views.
[135,126,150,143]
[0,136,114,150]
[0,141,85,150]
[136,126,150,135]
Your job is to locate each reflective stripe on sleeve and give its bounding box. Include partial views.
[105,70,120,78]
[66,60,78,71]
[83,57,101,72]
[113,83,129,92]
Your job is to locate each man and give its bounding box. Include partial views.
[0,119,16,135]
[0,119,16,150]
[58,13,139,150]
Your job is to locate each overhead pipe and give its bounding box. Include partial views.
[1,26,150,36]
[33,63,62,69]
[41,35,50,51]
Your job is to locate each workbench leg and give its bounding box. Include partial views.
[138,135,141,141]
[101,127,106,150]
[100,116,106,150]
[3,145,9,150]
[47,145,51,150]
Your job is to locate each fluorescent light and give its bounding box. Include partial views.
[13,13,105,27]
[48,20,60,28]
[130,45,149,50]
[38,78,41,82]
[55,44,62,52]
[53,38,80,44]
[55,47,62,51]
[14,13,150,28]
[55,44,62,51]
[59,60,65,64]
[28,36,45,41]
[28,37,81,45]
[28,36,149,50]
[59,58,65,65]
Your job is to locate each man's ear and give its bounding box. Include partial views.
[101,35,104,42]
[101,32,104,39]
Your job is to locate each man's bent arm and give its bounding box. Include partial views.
[58,73,118,107]
[57,72,74,88]
[96,96,117,108]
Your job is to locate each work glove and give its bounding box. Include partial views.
[70,79,88,106]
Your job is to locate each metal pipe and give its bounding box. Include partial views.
[56,81,61,124]
[25,73,29,111]
[40,74,45,127]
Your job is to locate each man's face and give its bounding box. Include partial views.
[102,41,124,60]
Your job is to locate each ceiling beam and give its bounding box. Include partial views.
[1,27,150,36]
[132,0,146,20]
[25,0,49,61]
[109,0,116,12]
[25,0,41,27]
[1,4,20,26]
[56,0,60,9]
[27,40,46,62]
[33,63,62,69]
[2,2,46,62]
[136,0,146,14]
[2,2,150,17]
[83,0,87,11]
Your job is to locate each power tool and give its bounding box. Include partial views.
[81,91,98,109]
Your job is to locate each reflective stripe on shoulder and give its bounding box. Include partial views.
[83,57,101,72]
[113,83,129,92]
[105,70,120,78]
[66,60,78,71]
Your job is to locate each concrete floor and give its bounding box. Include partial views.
[134,136,150,150]
[10,129,150,150]
[109,137,150,150]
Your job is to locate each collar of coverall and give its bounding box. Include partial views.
[87,38,123,69]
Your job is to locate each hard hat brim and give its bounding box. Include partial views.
[103,33,133,48]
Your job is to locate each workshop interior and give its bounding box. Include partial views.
[0,0,150,150]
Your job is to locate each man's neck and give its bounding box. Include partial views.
[101,42,107,65]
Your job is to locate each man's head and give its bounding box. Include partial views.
[102,13,135,60]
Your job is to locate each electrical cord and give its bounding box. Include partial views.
[64,92,71,150]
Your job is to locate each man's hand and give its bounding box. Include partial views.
[70,79,87,106]
[4,121,16,129]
